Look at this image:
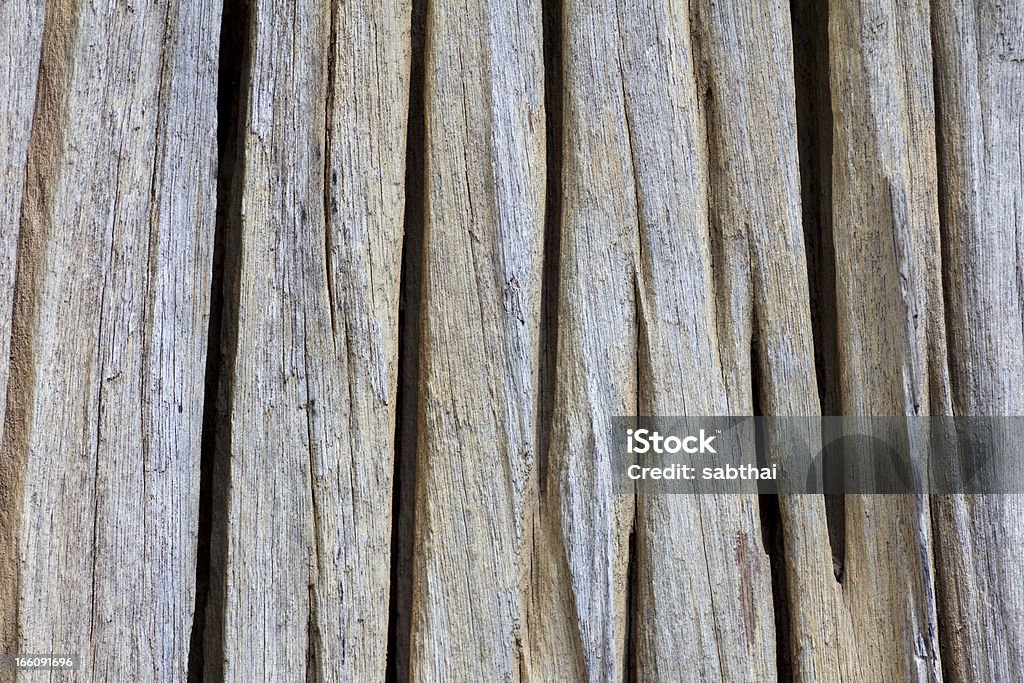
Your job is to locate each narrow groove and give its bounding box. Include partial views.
[627,112,641,683]
[624,514,638,683]
[628,267,642,683]
[322,0,338,345]
[522,1,565,676]
[303,342,323,682]
[306,581,320,683]
[751,341,792,681]
[927,12,955,681]
[790,0,837,417]
[88,225,113,651]
[187,0,251,678]
[307,3,339,677]
[384,0,428,678]
[536,0,563,507]
[791,0,846,587]
[758,492,791,681]
[930,6,961,418]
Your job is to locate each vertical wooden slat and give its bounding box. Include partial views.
[932,1,1024,679]
[137,3,221,675]
[829,0,948,679]
[621,1,778,679]
[316,1,410,680]
[689,1,857,681]
[216,0,409,679]
[0,0,220,678]
[216,1,327,673]
[409,0,545,677]
[788,7,859,675]
[0,0,45,658]
[528,0,638,679]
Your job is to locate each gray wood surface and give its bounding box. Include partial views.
[410,0,543,679]
[1,0,220,679]
[207,0,408,679]
[932,1,1024,680]
[1,0,1021,681]
[829,0,947,680]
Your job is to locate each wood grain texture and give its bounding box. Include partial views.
[0,0,45,660]
[932,1,1024,679]
[211,0,408,679]
[527,1,637,679]
[691,2,857,681]
[1,0,1022,680]
[318,1,409,680]
[410,0,544,677]
[212,0,327,673]
[0,0,220,679]
[626,1,778,679]
[829,0,948,680]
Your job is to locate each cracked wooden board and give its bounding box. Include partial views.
[829,0,948,679]
[205,0,409,680]
[409,0,544,678]
[0,0,1021,680]
[931,1,1024,679]
[0,0,220,679]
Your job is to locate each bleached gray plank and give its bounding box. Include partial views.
[830,0,948,679]
[527,0,639,678]
[621,1,778,679]
[0,0,220,678]
[408,0,545,677]
[688,1,854,680]
[932,1,1024,679]
[212,0,409,680]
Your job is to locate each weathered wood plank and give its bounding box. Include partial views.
[623,1,779,679]
[829,0,948,679]
[409,0,545,677]
[689,2,857,681]
[213,0,409,679]
[213,2,328,674]
[315,1,409,680]
[0,0,45,660]
[526,0,638,679]
[0,0,220,679]
[932,1,1024,679]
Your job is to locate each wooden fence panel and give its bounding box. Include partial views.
[0,0,1021,680]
